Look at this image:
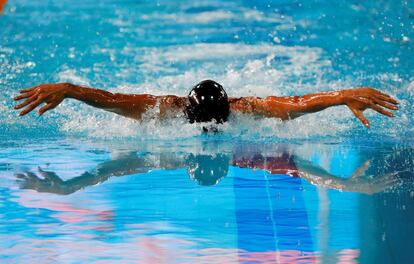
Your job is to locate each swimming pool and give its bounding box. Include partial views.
[1,0,413,263]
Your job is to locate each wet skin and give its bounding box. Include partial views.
[14,82,398,128]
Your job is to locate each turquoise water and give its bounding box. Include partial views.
[1,0,414,263]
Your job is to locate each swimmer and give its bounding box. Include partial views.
[13,80,398,128]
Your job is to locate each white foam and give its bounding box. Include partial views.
[57,69,91,86]
[135,8,291,25]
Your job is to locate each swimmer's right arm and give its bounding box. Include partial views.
[13,83,186,119]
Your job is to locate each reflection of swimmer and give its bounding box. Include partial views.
[15,147,406,195]
[14,80,398,128]
[15,152,229,194]
[233,151,300,177]
[233,148,404,194]
[186,154,230,186]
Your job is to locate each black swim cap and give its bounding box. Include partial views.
[185,80,230,124]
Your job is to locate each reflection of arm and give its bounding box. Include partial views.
[59,171,111,195]
[18,153,185,195]
[232,153,352,190]
[294,158,348,190]
[62,154,163,194]
[61,166,152,194]
[294,158,396,194]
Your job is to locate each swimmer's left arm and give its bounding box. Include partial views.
[231,88,398,128]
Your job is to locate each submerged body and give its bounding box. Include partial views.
[13,80,398,128]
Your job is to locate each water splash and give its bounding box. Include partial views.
[0,1,412,142]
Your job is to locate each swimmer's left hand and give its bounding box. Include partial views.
[341,88,399,128]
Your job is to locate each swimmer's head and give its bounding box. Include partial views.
[185,80,230,124]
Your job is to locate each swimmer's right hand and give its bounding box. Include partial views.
[13,83,71,116]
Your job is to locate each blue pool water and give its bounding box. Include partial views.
[1,0,414,263]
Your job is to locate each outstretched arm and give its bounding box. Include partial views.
[230,88,398,128]
[294,158,399,194]
[14,83,186,120]
[16,152,187,195]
